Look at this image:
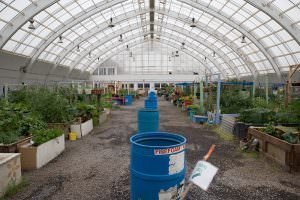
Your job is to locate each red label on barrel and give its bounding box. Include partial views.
[154,144,185,155]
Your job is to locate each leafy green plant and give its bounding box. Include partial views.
[261,123,278,137]
[32,128,63,146]
[26,88,72,123]
[239,108,275,124]
[72,103,98,122]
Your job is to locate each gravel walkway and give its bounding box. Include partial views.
[8,97,300,200]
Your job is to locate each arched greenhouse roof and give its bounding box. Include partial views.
[0,0,299,80]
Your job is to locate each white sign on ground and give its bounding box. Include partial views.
[189,160,218,191]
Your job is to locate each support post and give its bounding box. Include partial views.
[4,84,8,99]
[193,82,197,105]
[265,75,268,104]
[215,75,221,125]
[252,79,256,101]
[199,80,204,114]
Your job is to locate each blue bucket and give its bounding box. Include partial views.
[125,95,133,105]
[138,108,159,132]
[130,132,187,200]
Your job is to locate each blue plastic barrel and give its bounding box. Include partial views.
[144,99,158,109]
[130,132,187,200]
[125,95,133,105]
[138,108,159,132]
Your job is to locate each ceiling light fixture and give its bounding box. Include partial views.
[241,35,246,43]
[119,34,123,42]
[88,52,92,58]
[181,42,186,50]
[28,18,35,30]
[213,51,216,57]
[108,17,115,28]
[190,17,196,28]
[76,45,80,52]
[126,45,129,51]
[58,35,63,43]
[175,51,179,57]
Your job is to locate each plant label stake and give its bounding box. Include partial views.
[180,144,218,199]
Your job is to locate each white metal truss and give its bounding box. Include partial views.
[81,33,225,75]
[24,0,129,71]
[64,30,227,78]
[245,0,300,46]
[77,38,219,78]
[1,0,299,79]
[52,9,255,77]
[178,0,282,78]
[19,0,280,77]
[68,23,234,77]
[0,0,59,49]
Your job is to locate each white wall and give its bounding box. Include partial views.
[0,50,90,85]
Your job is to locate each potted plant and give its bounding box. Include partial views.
[19,128,65,170]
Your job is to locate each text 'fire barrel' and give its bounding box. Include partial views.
[130,132,187,200]
[138,108,159,133]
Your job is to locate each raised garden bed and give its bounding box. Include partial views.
[99,112,108,125]
[192,115,208,123]
[0,153,22,197]
[48,123,70,138]
[248,127,300,171]
[70,118,93,138]
[19,134,65,170]
[0,136,32,153]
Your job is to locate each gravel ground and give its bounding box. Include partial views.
[8,97,300,200]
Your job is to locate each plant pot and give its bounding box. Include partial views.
[0,136,32,153]
[19,134,65,170]
[248,127,300,171]
[48,123,70,138]
[70,119,93,138]
[0,153,22,197]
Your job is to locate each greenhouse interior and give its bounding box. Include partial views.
[0,0,300,200]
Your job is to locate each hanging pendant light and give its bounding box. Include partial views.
[213,51,216,57]
[181,42,186,50]
[88,52,92,58]
[241,35,246,43]
[58,35,63,43]
[108,17,115,28]
[126,45,129,51]
[204,57,207,62]
[190,17,196,28]
[97,57,100,62]
[76,45,80,52]
[28,18,35,30]
[119,34,123,42]
[175,51,179,57]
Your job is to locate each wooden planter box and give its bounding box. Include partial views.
[48,123,70,138]
[248,127,300,171]
[70,119,93,138]
[0,153,22,197]
[19,134,65,170]
[0,136,32,153]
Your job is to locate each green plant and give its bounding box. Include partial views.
[32,128,63,146]
[239,108,275,124]
[0,179,29,200]
[261,123,278,137]
[72,103,98,122]
[26,88,72,123]
[282,132,300,144]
